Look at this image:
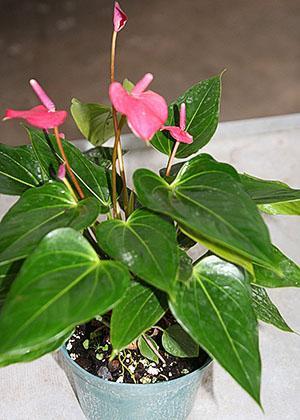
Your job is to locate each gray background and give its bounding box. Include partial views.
[0,0,300,145]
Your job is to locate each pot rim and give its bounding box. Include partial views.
[60,345,212,389]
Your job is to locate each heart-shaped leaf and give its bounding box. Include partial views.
[240,173,300,215]
[151,74,222,158]
[28,127,111,212]
[252,246,300,288]
[162,324,199,358]
[96,209,179,293]
[169,255,261,405]
[71,99,114,146]
[251,285,293,332]
[0,228,130,365]
[111,281,167,352]
[0,143,45,195]
[0,181,100,266]
[134,154,275,272]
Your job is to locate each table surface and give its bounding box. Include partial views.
[1,114,300,420]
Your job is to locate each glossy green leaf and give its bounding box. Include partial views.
[170,255,261,404]
[0,261,22,309]
[138,335,159,363]
[162,324,199,358]
[251,285,293,332]
[0,328,73,367]
[71,99,114,146]
[253,246,300,288]
[240,173,300,215]
[111,281,167,352]
[134,154,276,272]
[0,181,100,266]
[28,127,111,212]
[96,209,179,293]
[151,75,222,158]
[0,228,130,365]
[0,143,45,195]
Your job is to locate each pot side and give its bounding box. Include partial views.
[58,347,212,420]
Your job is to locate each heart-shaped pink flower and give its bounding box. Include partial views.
[109,73,168,141]
[161,103,193,144]
[3,79,67,129]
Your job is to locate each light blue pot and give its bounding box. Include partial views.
[59,347,212,420]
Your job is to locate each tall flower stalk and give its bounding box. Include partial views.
[110,2,128,218]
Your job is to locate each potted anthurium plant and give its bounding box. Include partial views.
[0,2,299,419]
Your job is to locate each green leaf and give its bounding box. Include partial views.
[253,246,300,288]
[138,335,159,363]
[162,324,199,358]
[111,281,167,352]
[28,127,111,212]
[0,228,130,365]
[71,99,114,146]
[96,209,179,293]
[134,154,275,272]
[0,328,73,367]
[0,261,23,309]
[0,143,45,195]
[251,285,293,332]
[176,249,193,283]
[170,255,261,405]
[0,182,100,266]
[151,74,222,158]
[240,173,300,215]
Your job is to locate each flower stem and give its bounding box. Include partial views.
[110,30,129,218]
[53,126,84,199]
[165,141,180,177]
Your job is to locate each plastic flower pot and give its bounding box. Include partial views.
[59,346,212,420]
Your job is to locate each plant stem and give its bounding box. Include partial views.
[165,141,180,177]
[110,30,129,218]
[53,127,84,199]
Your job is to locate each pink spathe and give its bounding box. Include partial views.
[4,106,67,129]
[161,103,193,144]
[113,2,127,32]
[3,79,67,129]
[109,73,168,141]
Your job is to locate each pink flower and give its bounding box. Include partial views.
[3,79,67,129]
[113,2,127,32]
[161,103,193,144]
[109,73,168,141]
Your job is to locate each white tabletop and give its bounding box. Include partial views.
[1,114,300,419]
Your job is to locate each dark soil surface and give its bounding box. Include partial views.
[67,317,209,384]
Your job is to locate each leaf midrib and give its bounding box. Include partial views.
[4,262,99,347]
[196,273,257,396]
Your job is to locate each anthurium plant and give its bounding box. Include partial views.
[0,1,299,407]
